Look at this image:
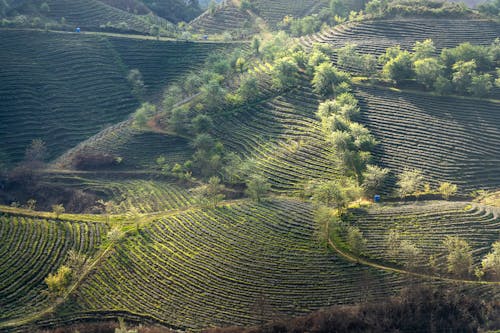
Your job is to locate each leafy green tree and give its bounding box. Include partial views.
[184,73,203,95]
[400,240,422,270]
[45,265,72,300]
[271,57,299,90]
[251,37,260,55]
[468,73,493,97]
[330,0,349,17]
[414,57,443,89]
[397,169,424,198]
[127,69,145,100]
[312,178,361,215]
[362,165,390,197]
[452,60,477,93]
[347,226,367,257]
[52,204,65,219]
[237,74,259,102]
[434,75,453,95]
[195,176,225,208]
[360,54,378,78]
[245,174,271,202]
[200,78,226,110]
[382,51,414,84]
[191,114,213,134]
[438,182,458,200]
[385,229,401,258]
[443,236,472,278]
[314,206,338,245]
[412,39,436,61]
[481,241,500,279]
[307,48,330,73]
[336,43,361,69]
[312,62,350,97]
[133,103,156,129]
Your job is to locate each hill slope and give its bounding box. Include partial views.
[0,30,231,164]
[356,85,500,192]
[0,214,106,324]
[66,199,401,329]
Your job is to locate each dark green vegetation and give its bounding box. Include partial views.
[1,0,500,331]
[63,200,401,329]
[0,215,106,323]
[356,85,500,191]
[0,30,228,163]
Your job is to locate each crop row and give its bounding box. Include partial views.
[45,0,158,33]
[251,0,329,26]
[213,83,338,193]
[108,37,233,97]
[74,199,402,329]
[0,215,106,323]
[348,201,500,269]
[301,19,500,55]
[355,86,500,192]
[0,30,139,163]
[189,1,254,35]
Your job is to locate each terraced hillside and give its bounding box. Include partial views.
[0,214,107,324]
[349,201,500,269]
[213,80,338,193]
[0,30,230,163]
[67,199,401,329]
[301,19,500,54]
[252,0,329,26]
[44,0,166,33]
[189,1,255,35]
[47,176,195,213]
[109,37,233,97]
[355,86,500,192]
[0,30,138,163]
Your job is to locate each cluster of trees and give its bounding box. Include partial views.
[385,230,500,281]
[44,250,90,301]
[363,0,472,18]
[340,39,500,97]
[396,168,458,199]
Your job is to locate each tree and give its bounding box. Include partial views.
[451,60,477,93]
[127,69,145,99]
[412,39,436,61]
[25,138,47,163]
[45,265,72,300]
[237,74,259,102]
[251,37,260,55]
[443,236,472,277]
[481,241,500,279]
[195,176,225,208]
[385,229,401,258]
[200,78,226,111]
[362,165,390,197]
[397,169,424,198]
[52,204,65,219]
[382,51,414,84]
[191,114,213,134]
[347,225,366,257]
[438,182,457,200]
[468,73,493,97]
[400,240,421,270]
[312,62,350,97]
[271,57,299,90]
[336,43,361,69]
[312,178,361,215]
[245,174,271,203]
[132,103,156,129]
[314,206,338,245]
[414,57,443,89]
